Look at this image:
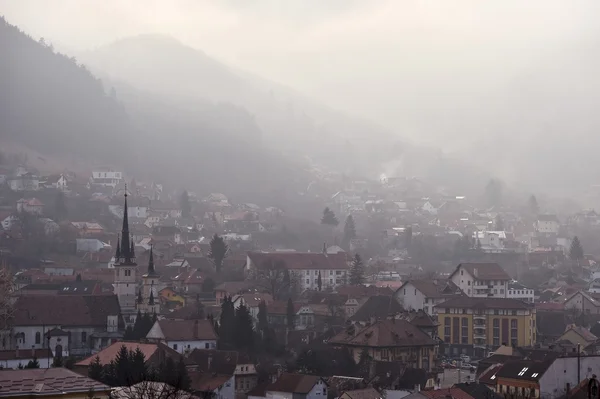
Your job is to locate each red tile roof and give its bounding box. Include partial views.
[155,319,218,341]
[329,319,437,348]
[421,388,474,399]
[76,341,179,366]
[13,295,120,327]
[451,263,510,281]
[0,368,110,396]
[248,251,349,270]
[267,373,323,394]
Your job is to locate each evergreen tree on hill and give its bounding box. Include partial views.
[234,303,255,351]
[570,236,584,262]
[321,207,339,227]
[343,215,356,246]
[349,254,365,285]
[208,234,229,273]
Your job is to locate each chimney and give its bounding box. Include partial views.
[194,319,199,340]
[322,243,327,255]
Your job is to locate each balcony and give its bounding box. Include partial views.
[473,332,486,339]
[473,314,486,320]
[473,338,487,348]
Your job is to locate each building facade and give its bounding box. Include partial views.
[435,297,536,358]
[449,263,511,298]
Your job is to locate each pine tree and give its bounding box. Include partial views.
[54,191,67,221]
[286,298,295,330]
[218,296,235,349]
[52,356,64,368]
[405,226,413,249]
[25,357,40,368]
[88,356,103,382]
[180,190,191,219]
[317,271,322,291]
[208,234,229,273]
[343,215,356,245]
[570,236,584,261]
[321,207,339,227]
[234,303,255,351]
[176,357,191,390]
[349,254,365,285]
[528,195,539,215]
[494,215,504,231]
[257,300,269,334]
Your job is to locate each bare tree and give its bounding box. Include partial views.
[110,381,198,399]
[0,266,14,343]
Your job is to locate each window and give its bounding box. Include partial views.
[467,281,471,286]
[81,332,87,343]
[306,279,310,284]
[35,332,41,344]
[493,318,500,346]
[205,343,210,349]
[452,317,460,344]
[444,317,451,343]
[461,270,464,275]
[461,317,469,344]
[511,319,518,346]
[173,344,178,350]
[518,367,528,376]
[531,373,539,378]
[404,289,406,295]
[500,289,504,294]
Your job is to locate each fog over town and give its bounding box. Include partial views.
[0,2,600,398]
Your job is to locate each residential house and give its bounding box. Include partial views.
[564,291,600,315]
[91,169,122,188]
[42,174,68,191]
[74,341,181,374]
[449,263,511,298]
[8,173,39,191]
[435,297,536,358]
[507,281,535,303]
[0,348,53,369]
[493,356,600,399]
[0,213,17,230]
[266,373,328,399]
[70,222,105,236]
[16,198,44,215]
[473,231,509,252]
[535,215,560,234]
[349,296,404,324]
[339,388,382,399]
[186,349,257,394]
[190,372,235,399]
[555,324,599,353]
[153,225,182,244]
[328,319,438,371]
[0,368,111,399]
[5,295,122,357]
[395,279,462,316]
[39,218,60,235]
[146,319,218,353]
[215,281,257,304]
[233,293,274,322]
[246,251,349,291]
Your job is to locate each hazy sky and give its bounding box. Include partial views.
[2,0,599,146]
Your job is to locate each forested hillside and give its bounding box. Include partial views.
[0,17,308,203]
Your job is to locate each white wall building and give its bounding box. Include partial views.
[449,263,511,298]
[91,170,122,188]
[507,281,535,303]
[146,319,218,354]
[535,215,560,234]
[395,279,463,316]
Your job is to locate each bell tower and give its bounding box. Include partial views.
[113,190,138,325]
[139,244,161,314]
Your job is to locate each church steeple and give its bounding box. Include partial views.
[115,234,121,260]
[146,244,158,277]
[115,188,136,266]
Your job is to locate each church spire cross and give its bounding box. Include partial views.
[116,189,136,265]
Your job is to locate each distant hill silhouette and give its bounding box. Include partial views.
[0,17,309,204]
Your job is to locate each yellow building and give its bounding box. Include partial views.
[0,368,111,399]
[435,297,536,358]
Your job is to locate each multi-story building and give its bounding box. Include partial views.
[328,319,438,371]
[246,251,349,291]
[435,297,536,358]
[449,262,511,298]
[534,215,560,234]
[395,279,463,316]
[563,290,600,315]
[91,169,123,188]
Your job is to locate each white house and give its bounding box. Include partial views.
[76,238,109,253]
[449,262,511,298]
[91,170,122,188]
[535,215,560,234]
[43,174,68,191]
[146,319,218,353]
[8,174,40,191]
[246,251,349,291]
[395,279,463,316]
[266,373,327,399]
[0,214,18,230]
[421,201,439,215]
[507,281,535,303]
[473,231,508,252]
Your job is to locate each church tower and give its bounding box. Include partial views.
[113,191,138,325]
[139,245,161,314]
